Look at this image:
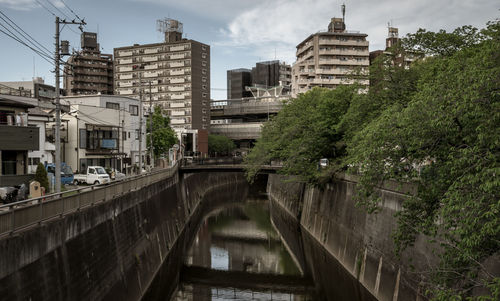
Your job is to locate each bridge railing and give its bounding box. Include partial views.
[0,164,178,237]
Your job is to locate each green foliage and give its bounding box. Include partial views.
[245,20,500,300]
[346,21,500,298]
[146,106,177,158]
[34,163,49,192]
[208,134,236,155]
[245,86,358,183]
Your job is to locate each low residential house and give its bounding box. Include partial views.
[61,95,146,174]
[0,95,40,186]
[27,107,55,173]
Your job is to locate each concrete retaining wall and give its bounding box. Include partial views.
[0,170,247,301]
[268,174,437,301]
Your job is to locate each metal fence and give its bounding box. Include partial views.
[0,164,178,237]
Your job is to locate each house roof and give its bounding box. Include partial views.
[0,94,38,108]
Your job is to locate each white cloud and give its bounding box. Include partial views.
[217,0,499,64]
[0,0,38,11]
[131,0,269,22]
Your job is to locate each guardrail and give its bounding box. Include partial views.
[0,164,178,237]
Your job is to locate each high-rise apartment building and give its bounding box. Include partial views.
[113,19,210,132]
[291,7,369,97]
[227,68,252,99]
[64,32,114,96]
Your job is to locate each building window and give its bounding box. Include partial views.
[106,102,120,110]
[202,85,207,90]
[202,61,207,67]
[202,53,206,59]
[135,129,139,140]
[129,104,138,116]
[202,45,206,51]
[202,92,207,98]
[123,131,127,141]
[29,157,40,166]
[202,69,207,75]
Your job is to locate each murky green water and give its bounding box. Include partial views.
[170,198,314,300]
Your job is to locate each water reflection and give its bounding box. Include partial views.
[171,199,314,300]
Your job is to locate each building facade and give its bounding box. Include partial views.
[113,19,210,132]
[27,107,55,174]
[0,95,39,186]
[64,32,114,96]
[291,16,369,97]
[61,95,146,174]
[227,68,252,99]
[252,60,292,92]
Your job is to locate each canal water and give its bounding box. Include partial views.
[169,195,316,300]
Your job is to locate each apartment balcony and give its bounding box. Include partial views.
[318,39,369,47]
[117,50,133,57]
[328,49,369,56]
[170,118,186,125]
[170,53,186,60]
[316,68,358,75]
[143,56,158,62]
[170,102,185,108]
[296,45,313,57]
[170,45,187,52]
[120,74,134,80]
[143,73,158,78]
[144,48,159,54]
[171,70,185,76]
[144,64,158,70]
[120,58,133,64]
[118,89,134,95]
[171,94,185,100]
[169,86,185,92]
[170,61,185,68]
[318,59,369,66]
[170,78,185,84]
[0,125,39,151]
[120,66,134,72]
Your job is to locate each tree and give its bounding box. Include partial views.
[345,21,500,300]
[208,134,236,156]
[146,106,177,159]
[34,163,49,192]
[245,85,358,183]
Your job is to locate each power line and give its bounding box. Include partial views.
[59,0,84,23]
[0,10,53,57]
[0,27,53,64]
[44,0,71,20]
[34,0,56,17]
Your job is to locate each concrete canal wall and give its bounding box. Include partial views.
[268,174,436,301]
[0,169,247,301]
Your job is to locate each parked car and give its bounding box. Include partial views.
[73,166,110,185]
[45,162,74,185]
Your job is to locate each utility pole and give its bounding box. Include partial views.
[54,17,61,193]
[138,72,143,174]
[54,17,85,193]
[149,81,154,169]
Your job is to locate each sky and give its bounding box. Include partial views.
[0,0,498,100]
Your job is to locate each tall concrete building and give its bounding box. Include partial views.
[113,19,210,132]
[64,32,114,96]
[252,60,292,91]
[291,6,369,97]
[227,68,252,99]
[227,61,292,99]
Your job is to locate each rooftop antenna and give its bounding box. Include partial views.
[341,3,346,28]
